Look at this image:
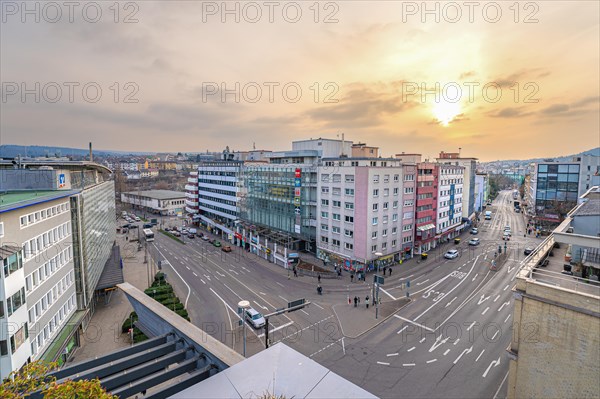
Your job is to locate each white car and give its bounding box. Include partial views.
[502,232,511,241]
[135,217,141,222]
[468,238,480,246]
[444,249,459,259]
[245,308,266,329]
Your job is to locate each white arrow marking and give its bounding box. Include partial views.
[477,294,491,305]
[466,321,477,331]
[204,274,211,281]
[483,357,501,377]
[429,336,450,353]
[445,296,457,308]
[482,306,490,315]
[453,346,473,364]
[416,279,430,286]
[498,301,510,312]
[493,294,501,302]
[507,265,515,273]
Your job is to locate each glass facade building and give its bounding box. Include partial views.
[535,163,580,212]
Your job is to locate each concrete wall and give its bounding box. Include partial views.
[508,280,600,398]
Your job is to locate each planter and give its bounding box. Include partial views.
[565,254,572,262]
[421,253,428,260]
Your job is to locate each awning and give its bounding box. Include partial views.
[417,223,435,232]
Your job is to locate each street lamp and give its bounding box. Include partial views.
[374,252,383,273]
[374,252,383,319]
[237,300,250,357]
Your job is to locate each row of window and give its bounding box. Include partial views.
[439,189,463,196]
[438,218,462,230]
[26,245,73,295]
[321,187,355,196]
[28,270,75,327]
[439,209,461,218]
[0,323,28,357]
[199,178,237,187]
[22,221,71,261]
[199,194,237,208]
[439,178,463,185]
[20,202,69,229]
[31,294,76,357]
[416,216,433,224]
[2,287,26,318]
[199,204,237,218]
[417,192,434,199]
[2,252,23,278]
[320,236,353,250]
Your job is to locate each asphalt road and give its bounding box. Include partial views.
[126,189,539,398]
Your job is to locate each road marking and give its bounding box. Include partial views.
[259,292,266,296]
[477,294,491,305]
[419,338,426,343]
[257,321,294,338]
[192,272,198,277]
[492,331,499,340]
[466,321,477,331]
[200,279,206,285]
[185,266,190,270]
[476,349,485,362]
[203,274,211,281]
[407,347,415,352]
[276,282,284,287]
[313,302,324,310]
[493,371,510,399]
[453,346,473,364]
[503,284,510,291]
[380,287,396,300]
[223,284,243,300]
[406,274,414,279]
[152,244,191,308]
[229,269,239,275]
[453,338,460,346]
[426,359,437,364]
[397,326,409,335]
[278,295,289,302]
[387,353,399,357]
[416,279,430,286]
[428,336,450,353]
[443,349,450,356]
[216,271,226,277]
[300,309,309,316]
[504,314,511,323]
[342,337,346,355]
[394,315,435,332]
[494,294,501,303]
[444,296,457,308]
[482,306,490,315]
[253,301,268,310]
[472,273,478,281]
[377,362,390,366]
[309,338,343,358]
[498,301,510,312]
[402,363,415,367]
[483,357,501,378]
[274,315,335,344]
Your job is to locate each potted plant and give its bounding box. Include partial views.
[573,262,583,278]
[565,245,572,262]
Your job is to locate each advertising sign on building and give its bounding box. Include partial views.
[294,168,302,234]
[58,173,66,188]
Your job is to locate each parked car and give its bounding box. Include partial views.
[134,217,141,222]
[524,247,534,255]
[201,235,210,241]
[182,229,189,235]
[164,227,171,232]
[221,246,232,252]
[470,228,478,235]
[143,223,153,229]
[188,233,195,239]
[173,231,181,237]
[122,223,131,229]
[468,238,480,246]
[245,308,266,329]
[189,228,197,234]
[213,240,222,247]
[444,249,459,259]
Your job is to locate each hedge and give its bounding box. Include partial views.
[159,297,181,306]
[145,285,173,296]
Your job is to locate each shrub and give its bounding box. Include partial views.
[160,297,181,306]
[175,309,189,319]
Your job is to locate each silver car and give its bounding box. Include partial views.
[245,308,266,329]
[444,249,459,259]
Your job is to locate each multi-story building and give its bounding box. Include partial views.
[185,170,199,215]
[508,186,600,398]
[437,152,478,222]
[435,164,465,244]
[121,190,186,216]
[414,162,439,254]
[291,137,352,158]
[351,143,379,158]
[196,161,242,242]
[474,172,489,213]
[0,190,79,379]
[316,158,416,271]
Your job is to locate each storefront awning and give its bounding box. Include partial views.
[417,223,435,232]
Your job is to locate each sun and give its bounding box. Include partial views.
[432,100,462,126]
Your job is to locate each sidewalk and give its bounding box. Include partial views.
[69,232,153,364]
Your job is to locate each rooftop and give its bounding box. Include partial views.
[0,159,112,174]
[123,190,186,200]
[573,199,600,217]
[0,190,79,213]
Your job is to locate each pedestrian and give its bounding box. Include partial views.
[383,267,387,275]
[354,296,358,307]
[348,296,351,305]
[318,274,321,283]
[293,267,298,277]
[358,297,361,305]
[389,268,392,276]
[350,274,354,283]
[365,295,369,309]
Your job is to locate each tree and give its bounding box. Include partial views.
[0,361,116,399]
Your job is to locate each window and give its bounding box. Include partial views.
[404,200,414,207]
[333,174,341,182]
[373,175,380,183]
[345,216,354,223]
[384,188,389,196]
[392,214,398,221]
[321,199,329,206]
[382,242,387,249]
[383,215,388,224]
[321,174,330,182]
[321,224,329,231]
[0,222,3,238]
[332,226,340,234]
[393,188,399,195]
[345,188,354,196]
[321,236,329,243]
[392,227,398,234]
[373,203,379,211]
[384,174,390,183]
[333,213,341,221]
[345,202,354,210]
[393,200,398,208]
[392,239,397,247]
[371,245,377,252]
[382,229,388,237]
[403,236,412,243]
[332,188,341,196]
[321,211,329,219]
[404,187,415,194]
[25,275,32,292]
[403,224,412,231]
[404,174,415,181]
[333,200,341,207]
[403,212,414,220]
[394,174,399,182]
[7,288,26,317]
[332,239,340,246]
[321,187,330,194]
[383,202,389,210]
[345,242,353,250]
[372,217,378,225]
[345,175,355,183]
[372,231,377,239]
[344,229,353,237]
[373,189,379,197]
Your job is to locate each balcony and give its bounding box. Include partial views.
[188,177,198,184]
[185,184,198,192]
[185,206,199,214]
[185,199,198,207]
[185,192,199,199]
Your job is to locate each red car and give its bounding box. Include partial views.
[221,246,232,252]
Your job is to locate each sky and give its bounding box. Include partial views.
[0,1,599,161]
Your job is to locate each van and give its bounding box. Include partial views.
[245,308,266,329]
[189,228,197,234]
[485,211,492,220]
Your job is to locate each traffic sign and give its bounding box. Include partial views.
[373,275,384,285]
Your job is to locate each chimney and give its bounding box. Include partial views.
[89,142,93,162]
[341,133,345,157]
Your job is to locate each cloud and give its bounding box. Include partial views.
[488,107,534,118]
[541,104,570,114]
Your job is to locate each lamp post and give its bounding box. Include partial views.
[374,252,383,319]
[237,300,250,357]
[375,252,383,274]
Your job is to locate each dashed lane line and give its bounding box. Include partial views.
[377,362,390,366]
[309,338,343,358]
[402,363,415,367]
[427,359,437,364]
[387,353,399,357]
[274,315,335,344]
[407,347,415,352]
[476,349,485,362]
[482,306,490,315]
[443,349,451,356]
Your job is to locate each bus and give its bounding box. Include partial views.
[143,228,155,242]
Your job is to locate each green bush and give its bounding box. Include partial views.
[163,303,184,312]
[159,229,185,244]
[152,293,176,302]
[175,309,189,319]
[144,285,173,296]
[159,297,181,306]
[155,271,166,281]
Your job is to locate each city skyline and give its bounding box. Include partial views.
[1,1,599,162]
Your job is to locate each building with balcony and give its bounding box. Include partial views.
[316,158,416,271]
[415,161,439,254]
[435,164,465,244]
[121,190,186,216]
[507,186,600,398]
[185,171,199,215]
[437,151,478,222]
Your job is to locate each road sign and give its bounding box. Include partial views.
[288,298,305,310]
[373,275,385,285]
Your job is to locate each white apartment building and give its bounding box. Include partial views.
[0,191,78,379]
[316,158,416,272]
[436,164,465,242]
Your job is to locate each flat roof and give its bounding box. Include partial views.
[122,190,186,200]
[0,190,79,213]
[573,199,600,217]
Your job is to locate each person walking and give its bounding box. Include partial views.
[348,295,351,306]
[293,267,298,277]
[388,268,392,276]
[365,295,370,309]
[350,274,354,283]
[318,274,321,284]
[383,267,387,275]
[353,296,358,307]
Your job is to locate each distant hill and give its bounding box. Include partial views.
[483,147,600,167]
[0,145,153,158]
